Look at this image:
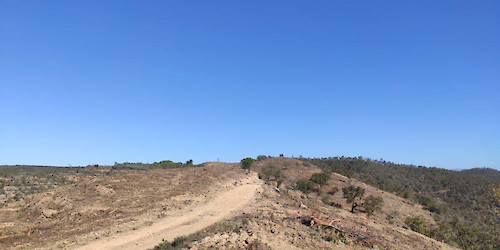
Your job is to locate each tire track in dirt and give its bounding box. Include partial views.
[75,176,262,250]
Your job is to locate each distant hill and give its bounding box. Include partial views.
[461,167,500,181]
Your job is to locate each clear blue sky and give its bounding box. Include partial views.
[1,1,499,169]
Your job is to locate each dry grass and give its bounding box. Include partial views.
[0,163,246,249]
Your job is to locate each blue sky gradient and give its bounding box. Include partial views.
[1,1,499,169]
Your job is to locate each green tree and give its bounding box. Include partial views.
[342,185,365,213]
[364,195,384,216]
[310,172,330,188]
[240,158,255,172]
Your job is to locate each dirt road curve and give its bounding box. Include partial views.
[75,177,261,250]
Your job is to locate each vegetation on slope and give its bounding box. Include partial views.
[0,165,105,207]
[113,160,196,170]
[154,215,270,250]
[303,156,500,249]
[0,159,197,206]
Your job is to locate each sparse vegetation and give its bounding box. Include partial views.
[1,157,496,250]
[256,155,271,161]
[153,215,270,249]
[154,236,188,250]
[113,160,195,170]
[259,164,285,187]
[386,210,399,224]
[247,239,271,250]
[328,187,339,196]
[0,165,107,206]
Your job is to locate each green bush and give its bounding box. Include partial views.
[153,235,194,249]
[256,155,269,161]
[386,210,399,224]
[113,160,191,170]
[405,215,428,235]
[247,239,271,250]
[364,195,384,216]
[310,172,330,187]
[296,179,315,194]
[260,164,285,187]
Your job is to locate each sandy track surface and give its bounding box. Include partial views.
[75,176,262,250]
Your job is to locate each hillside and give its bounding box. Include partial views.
[0,159,457,249]
[0,163,249,249]
[156,158,454,249]
[304,157,500,249]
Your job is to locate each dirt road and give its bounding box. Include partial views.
[75,176,262,250]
